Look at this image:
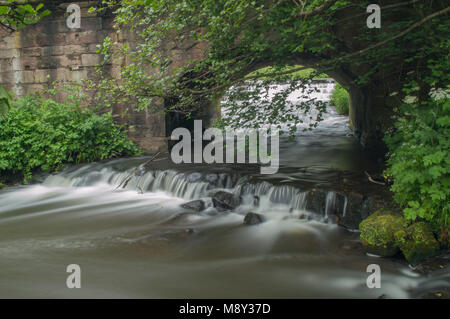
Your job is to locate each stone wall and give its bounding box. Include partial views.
[0,1,169,152]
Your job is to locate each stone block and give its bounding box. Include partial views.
[34,69,54,83]
[20,32,37,48]
[12,57,22,71]
[81,54,102,67]
[0,49,17,59]
[35,34,52,47]
[0,58,13,73]
[54,55,81,68]
[42,20,70,33]
[88,43,100,53]
[37,57,59,70]
[20,57,40,70]
[131,136,168,153]
[0,72,14,84]
[85,67,101,81]
[53,68,70,81]
[67,31,98,45]
[96,30,116,43]
[67,69,88,82]
[80,17,102,32]
[22,83,45,95]
[17,70,35,84]
[64,45,88,55]
[22,47,43,57]
[42,46,64,56]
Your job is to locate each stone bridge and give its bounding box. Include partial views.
[0,1,397,154]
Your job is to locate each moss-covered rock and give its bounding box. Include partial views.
[359,209,409,257]
[395,222,440,265]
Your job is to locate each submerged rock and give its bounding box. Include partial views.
[359,209,409,257]
[395,222,440,265]
[212,191,241,211]
[243,212,266,225]
[181,200,206,212]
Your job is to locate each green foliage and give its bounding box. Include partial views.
[91,1,448,136]
[0,95,141,182]
[0,1,50,30]
[384,97,450,231]
[330,83,349,115]
[383,10,450,235]
[0,85,12,118]
[90,0,354,132]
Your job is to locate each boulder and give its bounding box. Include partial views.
[180,200,206,212]
[359,209,409,257]
[395,222,440,265]
[243,212,266,225]
[212,191,241,211]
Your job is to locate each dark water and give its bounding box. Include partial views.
[0,101,448,298]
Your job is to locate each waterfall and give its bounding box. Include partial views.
[325,191,337,218]
[43,164,348,220]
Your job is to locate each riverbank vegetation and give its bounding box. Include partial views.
[0,93,141,184]
[330,84,350,115]
[384,97,449,246]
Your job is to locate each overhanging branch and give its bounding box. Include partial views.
[185,6,450,95]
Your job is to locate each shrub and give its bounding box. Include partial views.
[384,97,449,239]
[330,83,350,115]
[0,95,141,182]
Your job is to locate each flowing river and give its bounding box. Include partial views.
[0,82,448,298]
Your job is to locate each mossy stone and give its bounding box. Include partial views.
[395,222,440,265]
[359,209,409,257]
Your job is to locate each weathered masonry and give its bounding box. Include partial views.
[0,1,178,152]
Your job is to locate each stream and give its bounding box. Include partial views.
[0,81,448,298]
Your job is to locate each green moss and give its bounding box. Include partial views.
[359,209,409,257]
[395,222,440,265]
